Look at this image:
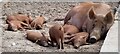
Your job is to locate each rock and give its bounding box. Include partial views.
[12,42,16,46]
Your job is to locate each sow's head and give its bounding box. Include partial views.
[88,7,114,43]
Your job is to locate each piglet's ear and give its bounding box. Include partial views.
[6,20,10,24]
[59,26,62,30]
[59,26,64,31]
[82,36,86,39]
[104,11,114,24]
[88,7,96,20]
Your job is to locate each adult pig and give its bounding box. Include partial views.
[64,2,114,43]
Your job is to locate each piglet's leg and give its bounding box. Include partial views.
[61,38,64,49]
[56,39,60,49]
[25,19,32,29]
[35,39,40,43]
[64,37,74,44]
[50,37,56,47]
[21,22,28,27]
[38,25,42,29]
[33,23,37,29]
[64,35,74,40]
[21,22,30,29]
[51,41,54,47]
[18,24,25,31]
[30,22,35,29]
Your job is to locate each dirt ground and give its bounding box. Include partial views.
[0,2,118,52]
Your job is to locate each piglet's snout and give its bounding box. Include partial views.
[38,40,49,47]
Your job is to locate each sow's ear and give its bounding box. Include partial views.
[82,36,86,39]
[88,7,96,20]
[104,11,114,24]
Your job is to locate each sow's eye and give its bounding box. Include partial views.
[94,19,97,23]
[92,20,97,27]
[101,25,105,31]
[93,24,95,27]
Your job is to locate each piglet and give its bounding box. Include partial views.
[63,24,79,35]
[65,32,89,49]
[7,20,28,31]
[6,14,32,29]
[31,15,45,29]
[49,25,64,49]
[26,31,49,47]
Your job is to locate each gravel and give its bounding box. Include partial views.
[0,2,118,52]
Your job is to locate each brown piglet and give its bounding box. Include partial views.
[65,32,89,49]
[49,25,64,49]
[7,20,28,31]
[6,14,32,29]
[63,24,79,35]
[31,15,45,29]
[26,31,49,47]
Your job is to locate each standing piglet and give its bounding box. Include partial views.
[65,32,89,49]
[63,24,79,35]
[31,15,45,29]
[49,25,64,49]
[26,31,49,47]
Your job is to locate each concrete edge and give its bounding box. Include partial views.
[100,17,118,53]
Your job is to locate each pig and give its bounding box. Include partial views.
[64,2,114,43]
[49,25,64,49]
[65,32,89,49]
[7,20,28,31]
[31,15,45,29]
[6,14,32,29]
[26,31,49,47]
[63,24,79,35]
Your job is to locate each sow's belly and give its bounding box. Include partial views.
[68,17,82,30]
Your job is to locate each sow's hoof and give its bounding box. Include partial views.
[88,38,96,44]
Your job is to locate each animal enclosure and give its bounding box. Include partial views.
[0,1,118,52]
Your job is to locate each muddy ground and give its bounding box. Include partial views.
[0,2,118,52]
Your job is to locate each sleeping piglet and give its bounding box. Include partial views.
[65,32,89,49]
[7,20,28,31]
[63,24,79,35]
[6,14,32,29]
[31,15,45,29]
[26,31,49,47]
